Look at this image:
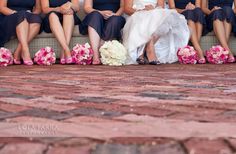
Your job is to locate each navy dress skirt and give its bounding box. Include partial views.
[206,0,235,32]
[79,0,126,41]
[175,0,205,25]
[0,0,42,47]
[42,0,81,33]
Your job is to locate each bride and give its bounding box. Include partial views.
[123,0,190,65]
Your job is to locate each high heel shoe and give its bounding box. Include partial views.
[65,57,73,64]
[198,57,206,64]
[13,59,21,65]
[145,54,161,65]
[145,49,161,65]
[228,55,235,63]
[23,60,33,66]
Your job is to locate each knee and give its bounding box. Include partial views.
[62,14,74,24]
[17,18,29,27]
[30,23,41,29]
[48,12,59,21]
[63,14,74,19]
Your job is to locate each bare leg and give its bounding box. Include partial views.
[223,21,235,61]
[16,19,32,62]
[196,22,203,42]
[188,21,204,59]
[146,36,157,62]
[224,21,232,43]
[14,44,22,61]
[49,13,70,58]
[213,20,232,55]
[152,35,160,44]
[136,35,159,64]
[88,26,101,64]
[14,23,40,61]
[63,14,74,58]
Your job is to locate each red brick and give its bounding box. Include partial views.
[0,64,236,150]
[139,142,185,154]
[184,139,232,154]
[0,103,30,112]
[0,143,47,154]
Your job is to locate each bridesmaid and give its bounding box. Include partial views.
[169,0,206,63]
[0,0,42,65]
[79,0,126,65]
[202,0,236,63]
[41,0,81,64]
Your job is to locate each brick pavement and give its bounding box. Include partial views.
[0,64,236,153]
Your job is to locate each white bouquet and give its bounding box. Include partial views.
[99,40,127,66]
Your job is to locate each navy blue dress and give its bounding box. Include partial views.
[0,0,42,47]
[42,0,81,33]
[175,0,205,25]
[79,0,126,41]
[206,0,235,32]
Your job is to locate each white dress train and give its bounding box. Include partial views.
[123,0,190,64]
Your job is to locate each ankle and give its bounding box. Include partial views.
[146,50,157,61]
[64,50,71,58]
[93,51,100,58]
[198,54,205,59]
[229,52,234,56]
[60,53,65,59]
[21,52,32,61]
[13,54,21,60]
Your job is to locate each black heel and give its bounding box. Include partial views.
[145,51,161,65]
[136,56,148,65]
[149,61,161,65]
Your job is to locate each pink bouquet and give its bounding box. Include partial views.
[206,45,229,64]
[177,46,198,64]
[0,47,13,67]
[72,43,93,65]
[34,47,56,65]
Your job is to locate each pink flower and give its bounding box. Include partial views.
[71,43,94,65]
[206,45,229,64]
[0,48,13,67]
[177,45,198,64]
[34,47,56,65]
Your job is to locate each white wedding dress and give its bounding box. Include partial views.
[123,0,190,64]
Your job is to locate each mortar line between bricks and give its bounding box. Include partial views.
[186,104,222,110]
[224,139,236,152]
[167,103,225,112]
[163,112,179,117]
